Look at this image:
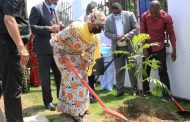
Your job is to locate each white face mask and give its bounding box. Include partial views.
[50,3,57,10]
[113,13,122,19]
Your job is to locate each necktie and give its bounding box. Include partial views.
[50,8,57,24]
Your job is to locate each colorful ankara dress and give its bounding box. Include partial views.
[50,21,100,116]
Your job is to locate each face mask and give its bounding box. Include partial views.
[113,13,122,19]
[50,3,57,10]
[92,27,102,34]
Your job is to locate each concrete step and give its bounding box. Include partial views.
[24,115,49,122]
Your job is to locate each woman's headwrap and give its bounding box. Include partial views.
[86,9,106,24]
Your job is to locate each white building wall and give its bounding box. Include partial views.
[72,0,91,21]
[27,0,44,16]
[167,0,190,100]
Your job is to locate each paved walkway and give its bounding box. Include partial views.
[24,115,49,122]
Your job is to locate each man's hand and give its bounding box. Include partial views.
[117,35,129,42]
[49,24,60,33]
[60,23,65,31]
[122,34,129,40]
[82,63,89,79]
[81,51,90,61]
[116,35,125,42]
[171,49,176,61]
[18,47,29,65]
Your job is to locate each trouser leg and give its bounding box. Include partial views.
[50,55,61,98]
[0,40,23,122]
[38,55,52,106]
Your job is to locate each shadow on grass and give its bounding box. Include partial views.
[27,89,42,93]
[27,88,56,94]
[46,113,73,122]
[23,105,73,122]
[23,105,46,117]
[98,93,134,103]
[94,87,133,103]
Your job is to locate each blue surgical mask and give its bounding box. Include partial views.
[113,13,122,19]
[50,3,57,10]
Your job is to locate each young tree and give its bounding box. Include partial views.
[114,34,167,95]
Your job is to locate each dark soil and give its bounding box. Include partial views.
[103,102,182,122]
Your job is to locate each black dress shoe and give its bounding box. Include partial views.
[143,91,151,97]
[116,92,124,97]
[45,103,55,111]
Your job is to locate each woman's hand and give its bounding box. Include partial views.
[82,62,90,80]
[81,51,90,61]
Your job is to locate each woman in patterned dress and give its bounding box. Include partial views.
[50,11,105,122]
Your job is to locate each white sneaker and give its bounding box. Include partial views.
[133,92,137,96]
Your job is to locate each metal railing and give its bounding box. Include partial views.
[57,1,72,26]
[56,0,168,26]
[98,0,167,16]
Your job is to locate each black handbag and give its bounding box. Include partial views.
[92,57,105,76]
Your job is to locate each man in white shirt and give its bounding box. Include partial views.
[105,2,139,97]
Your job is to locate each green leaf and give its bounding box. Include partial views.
[132,33,150,47]
[148,59,160,70]
[134,70,140,77]
[137,42,160,53]
[113,50,130,56]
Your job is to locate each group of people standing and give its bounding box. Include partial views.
[104,1,176,101]
[0,0,177,122]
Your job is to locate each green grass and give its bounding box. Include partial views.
[22,82,190,122]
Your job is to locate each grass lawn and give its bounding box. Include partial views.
[22,82,190,122]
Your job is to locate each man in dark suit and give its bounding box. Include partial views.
[29,0,61,111]
[105,2,139,97]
